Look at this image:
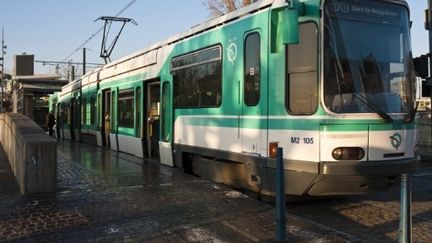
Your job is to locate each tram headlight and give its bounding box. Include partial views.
[332,147,365,161]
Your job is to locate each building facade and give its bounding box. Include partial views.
[12,54,68,129]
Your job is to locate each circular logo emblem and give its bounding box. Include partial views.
[389,133,402,150]
[227,43,237,64]
[331,1,349,13]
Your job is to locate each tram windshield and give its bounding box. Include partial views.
[323,0,415,118]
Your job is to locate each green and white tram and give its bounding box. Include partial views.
[52,0,417,196]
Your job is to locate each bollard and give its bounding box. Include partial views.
[399,173,412,243]
[276,147,286,242]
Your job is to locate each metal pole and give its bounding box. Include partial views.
[399,174,412,243]
[429,0,432,73]
[428,0,432,140]
[71,65,75,81]
[83,48,86,76]
[276,147,286,242]
[1,27,4,113]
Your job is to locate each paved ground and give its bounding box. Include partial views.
[284,160,432,243]
[0,141,351,242]
[419,145,432,162]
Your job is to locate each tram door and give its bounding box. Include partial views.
[101,89,111,147]
[145,82,160,158]
[240,31,267,156]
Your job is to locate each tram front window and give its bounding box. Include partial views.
[323,0,415,117]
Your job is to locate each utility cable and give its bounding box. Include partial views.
[61,0,138,62]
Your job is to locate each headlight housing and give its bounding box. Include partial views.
[332,147,365,161]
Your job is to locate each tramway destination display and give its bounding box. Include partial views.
[50,0,418,198]
[329,0,401,20]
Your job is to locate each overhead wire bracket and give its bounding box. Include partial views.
[95,16,138,64]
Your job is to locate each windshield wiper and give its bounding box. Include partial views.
[357,56,394,123]
[337,81,393,123]
[331,54,393,123]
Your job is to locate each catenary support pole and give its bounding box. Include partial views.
[1,27,5,113]
[276,147,286,242]
[429,0,432,75]
[399,174,412,243]
[83,48,86,76]
[428,0,432,139]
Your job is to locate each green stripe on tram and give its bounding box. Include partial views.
[176,115,416,131]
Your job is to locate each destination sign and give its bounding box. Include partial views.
[327,0,403,21]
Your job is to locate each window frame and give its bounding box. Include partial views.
[171,45,223,109]
[244,32,261,107]
[117,89,135,129]
[161,81,171,142]
[285,21,319,115]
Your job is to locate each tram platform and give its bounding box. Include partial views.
[0,140,350,242]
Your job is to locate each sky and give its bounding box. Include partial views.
[0,0,208,75]
[0,0,429,75]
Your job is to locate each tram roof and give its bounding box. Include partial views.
[78,0,409,81]
[79,0,283,78]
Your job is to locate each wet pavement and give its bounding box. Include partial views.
[284,160,432,243]
[0,141,351,242]
[419,145,432,162]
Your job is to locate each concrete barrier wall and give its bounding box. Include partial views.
[0,113,56,194]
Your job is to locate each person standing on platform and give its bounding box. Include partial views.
[46,112,56,136]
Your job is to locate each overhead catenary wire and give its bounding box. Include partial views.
[61,0,138,62]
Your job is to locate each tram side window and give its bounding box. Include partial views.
[118,89,134,128]
[172,46,222,108]
[244,32,260,106]
[286,22,318,115]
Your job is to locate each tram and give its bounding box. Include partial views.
[50,0,418,196]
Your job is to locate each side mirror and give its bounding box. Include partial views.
[283,7,299,45]
[414,55,429,79]
[425,9,432,30]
